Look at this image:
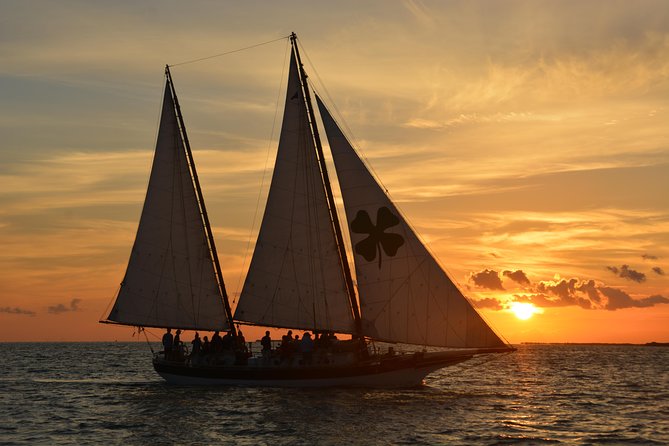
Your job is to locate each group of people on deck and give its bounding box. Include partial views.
[161,328,247,363]
[162,327,350,366]
[261,330,340,365]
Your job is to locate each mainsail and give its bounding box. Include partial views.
[106,81,228,331]
[316,96,505,348]
[234,50,355,334]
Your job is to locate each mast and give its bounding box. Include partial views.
[164,65,237,337]
[289,33,363,336]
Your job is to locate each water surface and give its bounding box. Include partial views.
[1,343,667,444]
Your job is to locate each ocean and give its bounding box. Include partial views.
[1,343,667,445]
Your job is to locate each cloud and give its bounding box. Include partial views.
[0,306,36,316]
[472,297,503,310]
[576,279,601,304]
[642,254,659,260]
[469,269,504,290]
[607,264,646,283]
[535,278,594,309]
[652,267,665,276]
[48,298,82,315]
[514,293,569,308]
[502,269,531,286]
[599,287,669,311]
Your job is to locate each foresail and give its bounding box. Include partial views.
[106,82,228,331]
[234,50,355,334]
[316,96,506,348]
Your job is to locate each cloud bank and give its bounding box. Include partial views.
[469,267,668,312]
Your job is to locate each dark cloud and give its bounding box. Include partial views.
[469,266,668,313]
[537,278,577,300]
[652,267,665,276]
[513,293,569,308]
[576,279,601,304]
[535,278,592,308]
[473,297,503,310]
[502,269,530,286]
[0,306,36,316]
[48,298,82,315]
[489,252,501,259]
[607,264,646,283]
[642,254,659,260]
[469,269,504,290]
[599,287,669,310]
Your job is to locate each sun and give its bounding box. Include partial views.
[509,302,540,320]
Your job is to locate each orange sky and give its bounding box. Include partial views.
[1,1,668,343]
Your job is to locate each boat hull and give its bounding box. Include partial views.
[152,351,474,388]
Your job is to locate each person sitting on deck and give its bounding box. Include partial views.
[261,331,272,360]
[162,328,173,360]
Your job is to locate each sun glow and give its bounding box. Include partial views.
[510,302,541,320]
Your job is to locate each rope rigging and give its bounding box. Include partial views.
[168,35,290,67]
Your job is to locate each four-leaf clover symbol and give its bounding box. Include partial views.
[351,207,404,268]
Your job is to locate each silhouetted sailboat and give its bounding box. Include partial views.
[102,33,513,387]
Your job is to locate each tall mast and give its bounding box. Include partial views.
[289,33,363,336]
[164,65,237,337]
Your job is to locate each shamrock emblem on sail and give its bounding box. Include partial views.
[351,207,404,268]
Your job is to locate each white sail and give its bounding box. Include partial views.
[106,82,228,331]
[316,96,505,348]
[234,51,355,334]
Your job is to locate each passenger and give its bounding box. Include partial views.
[162,328,173,359]
[191,332,202,355]
[222,330,234,352]
[173,329,182,358]
[202,336,210,355]
[300,332,314,365]
[211,330,223,353]
[320,331,332,351]
[221,332,234,352]
[236,330,248,354]
[280,330,293,362]
[261,330,272,359]
[281,330,293,348]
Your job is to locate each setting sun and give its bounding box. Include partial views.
[510,302,541,320]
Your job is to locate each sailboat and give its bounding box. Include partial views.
[102,33,513,387]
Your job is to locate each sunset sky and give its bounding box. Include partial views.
[1,0,668,343]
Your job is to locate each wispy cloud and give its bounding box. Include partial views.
[0,307,36,316]
[48,298,82,315]
[607,264,646,283]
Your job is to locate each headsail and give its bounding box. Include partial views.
[106,80,228,331]
[316,96,506,348]
[234,49,355,334]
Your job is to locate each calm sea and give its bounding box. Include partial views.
[1,343,667,445]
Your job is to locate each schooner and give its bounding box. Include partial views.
[102,33,513,387]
